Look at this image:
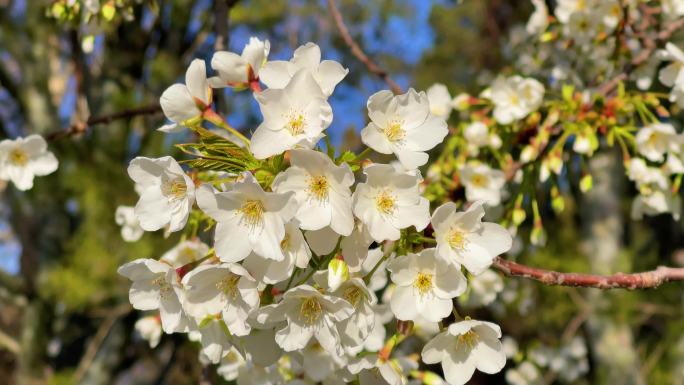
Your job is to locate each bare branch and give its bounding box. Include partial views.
[598,14,684,96]
[327,0,403,95]
[46,104,162,141]
[493,257,684,289]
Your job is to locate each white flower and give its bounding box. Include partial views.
[257,285,353,356]
[127,156,195,232]
[0,135,58,191]
[251,70,333,159]
[485,76,544,125]
[465,269,504,307]
[348,354,417,385]
[209,37,270,88]
[387,248,467,322]
[352,164,430,242]
[526,0,548,35]
[663,0,684,17]
[460,164,506,206]
[635,123,677,162]
[115,205,144,242]
[659,43,684,88]
[421,319,506,385]
[160,239,210,268]
[196,318,234,364]
[432,201,512,275]
[631,186,681,220]
[134,315,163,348]
[217,347,246,381]
[361,89,448,170]
[554,0,587,24]
[272,149,354,235]
[182,263,259,336]
[243,220,311,284]
[627,158,668,188]
[363,304,393,352]
[340,221,374,272]
[196,173,297,262]
[300,341,346,382]
[260,42,348,97]
[117,258,186,333]
[426,83,453,119]
[159,59,211,133]
[327,277,377,354]
[506,361,541,385]
[464,121,489,147]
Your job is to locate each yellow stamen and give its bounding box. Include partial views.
[299,297,323,325]
[470,173,489,188]
[384,121,406,142]
[216,275,241,300]
[162,178,187,201]
[285,113,306,136]
[413,272,433,296]
[448,229,468,251]
[342,285,364,308]
[457,330,480,349]
[240,200,265,227]
[152,276,173,299]
[307,175,329,201]
[375,189,396,215]
[9,148,28,166]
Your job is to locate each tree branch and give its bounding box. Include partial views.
[46,104,162,141]
[493,257,684,289]
[598,13,684,96]
[327,0,403,95]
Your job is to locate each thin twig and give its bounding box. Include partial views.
[327,0,403,95]
[493,257,684,289]
[46,104,162,141]
[72,304,132,383]
[0,327,20,355]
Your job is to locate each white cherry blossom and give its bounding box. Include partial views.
[260,42,348,96]
[196,173,297,262]
[460,163,506,206]
[115,205,144,242]
[196,317,234,364]
[127,156,195,232]
[134,315,163,348]
[426,83,453,119]
[526,0,548,35]
[159,59,212,133]
[209,37,270,88]
[0,135,58,191]
[635,123,677,162]
[182,263,259,336]
[431,201,512,275]
[118,258,186,333]
[361,89,448,170]
[272,149,354,235]
[387,248,467,322]
[421,319,506,385]
[352,164,430,242]
[251,70,333,158]
[160,239,210,268]
[483,76,544,125]
[256,285,353,356]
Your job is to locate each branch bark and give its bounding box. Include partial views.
[493,257,684,289]
[46,104,162,141]
[327,0,403,95]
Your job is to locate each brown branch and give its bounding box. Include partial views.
[327,0,403,95]
[598,14,684,96]
[46,104,162,141]
[493,257,684,289]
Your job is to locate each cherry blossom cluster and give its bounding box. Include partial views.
[117,38,515,385]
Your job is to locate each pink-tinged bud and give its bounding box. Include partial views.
[397,319,414,336]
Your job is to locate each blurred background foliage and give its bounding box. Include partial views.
[0,0,682,384]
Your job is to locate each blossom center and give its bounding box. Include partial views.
[383,121,406,142]
[216,274,241,300]
[239,200,265,228]
[470,173,489,188]
[342,285,364,308]
[375,189,396,215]
[307,175,329,201]
[457,330,480,349]
[285,112,306,136]
[9,148,28,166]
[413,272,433,296]
[448,228,468,251]
[152,275,173,299]
[299,297,323,325]
[162,177,187,201]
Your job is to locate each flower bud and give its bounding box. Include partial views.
[327,258,349,291]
